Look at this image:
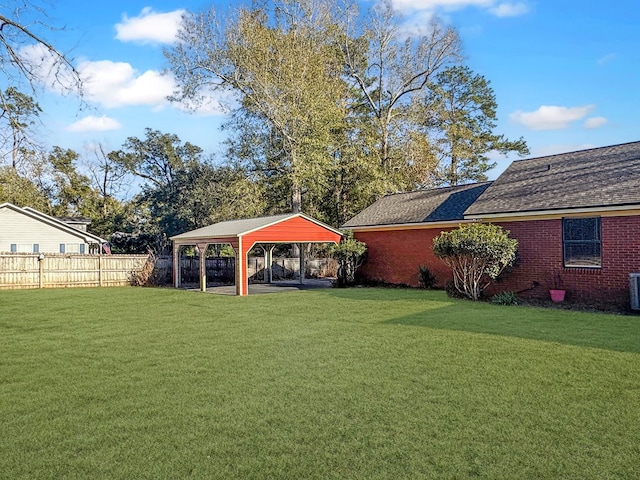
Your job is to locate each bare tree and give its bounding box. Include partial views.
[0,2,82,94]
[0,2,84,168]
[165,0,349,213]
[86,144,130,215]
[342,1,461,176]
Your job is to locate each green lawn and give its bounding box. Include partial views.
[1,287,639,479]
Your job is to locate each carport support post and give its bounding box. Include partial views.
[299,243,305,284]
[234,238,247,296]
[196,243,208,292]
[172,242,180,288]
[266,245,275,284]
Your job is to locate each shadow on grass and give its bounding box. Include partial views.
[385,301,640,355]
[316,285,440,302]
[314,287,640,354]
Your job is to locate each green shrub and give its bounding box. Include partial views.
[330,231,367,287]
[433,223,518,301]
[418,265,437,289]
[491,291,519,306]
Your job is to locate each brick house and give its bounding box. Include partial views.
[342,141,640,308]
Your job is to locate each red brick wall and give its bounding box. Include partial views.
[486,219,561,299]
[354,216,640,308]
[495,216,640,306]
[354,228,457,287]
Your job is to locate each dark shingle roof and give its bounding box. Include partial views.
[465,141,640,216]
[342,182,492,228]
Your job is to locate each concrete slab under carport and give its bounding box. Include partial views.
[183,278,334,295]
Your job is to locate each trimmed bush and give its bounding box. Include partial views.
[433,223,518,301]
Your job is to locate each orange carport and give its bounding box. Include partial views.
[170,213,343,296]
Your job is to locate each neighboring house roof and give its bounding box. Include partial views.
[342,182,492,228]
[55,216,92,231]
[55,216,92,224]
[0,203,106,244]
[170,213,343,241]
[465,141,640,216]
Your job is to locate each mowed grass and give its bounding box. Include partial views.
[1,287,639,479]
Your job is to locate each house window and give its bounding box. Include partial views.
[9,244,39,253]
[60,243,82,254]
[17,243,35,253]
[563,217,601,267]
[65,243,81,253]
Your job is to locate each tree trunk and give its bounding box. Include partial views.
[292,183,302,213]
[380,118,389,170]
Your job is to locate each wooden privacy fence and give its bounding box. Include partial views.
[0,254,150,290]
[0,254,339,290]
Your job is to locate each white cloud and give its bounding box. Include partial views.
[509,105,596,130]
[18,44,228,115]
[584,116,608,129]
[115,7,186,44]
[174,86,238,117]
[392,0,492,10]
[77,60,175,108]
[18,45,175,110]
[390,0,528,17]
[489,2,529,17]
[67,115,122,133]
[397,9,439,36]
[17,44,80,94]
[597,53,617,66]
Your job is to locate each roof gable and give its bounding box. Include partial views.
[0,203,105,243]
[465,141,640,216]
[342,182,492,228]
[21,206,105,243]
[170,213,342,241]
[170,213,298,240]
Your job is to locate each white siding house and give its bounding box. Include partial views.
[0,203,106,254]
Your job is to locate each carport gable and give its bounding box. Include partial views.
[171,213,342,295]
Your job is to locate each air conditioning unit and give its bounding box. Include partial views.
[630,273,640,310]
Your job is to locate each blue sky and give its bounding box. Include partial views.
[20,0,640,179]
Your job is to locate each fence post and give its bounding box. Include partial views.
[38,254,44,288]
[98,254,103,287]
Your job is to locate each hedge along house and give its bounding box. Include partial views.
[343,141,640,308]
[170,213,343,296]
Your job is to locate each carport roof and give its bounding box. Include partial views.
[170,213,341,241]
